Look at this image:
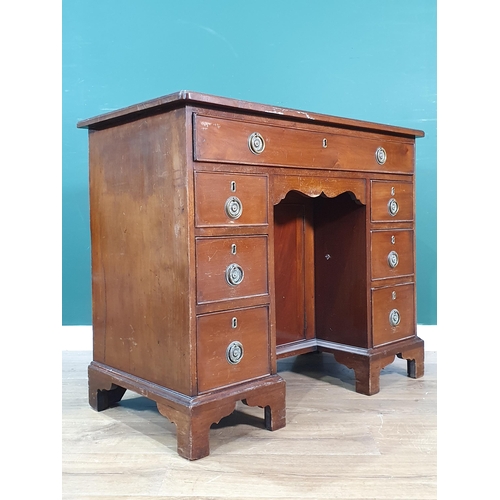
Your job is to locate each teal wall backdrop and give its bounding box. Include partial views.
[62,0,436,325]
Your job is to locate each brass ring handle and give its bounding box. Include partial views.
[225,263,244,286]
[248,132,265,154]
[375,147,387,165]
[389,308,401,327]
[225,196,243,219]
[226,341,244,364]
[387,250,399,268]
[387,198,399,216]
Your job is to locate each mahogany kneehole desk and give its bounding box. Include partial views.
[78,91,425,460]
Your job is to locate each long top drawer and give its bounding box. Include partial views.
[193,114,414,174]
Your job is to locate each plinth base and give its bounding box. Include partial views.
[88,361,286,460]
[277,336,424,395]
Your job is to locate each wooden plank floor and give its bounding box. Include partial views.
[62,350,437,499]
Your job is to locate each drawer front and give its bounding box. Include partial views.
[194,114,414,174]
[194,172,268,227]
[372,284,414,346]
[196,236,268,304]
[371,230,414,280]
[197,306,270,393]
[371,181,413,222]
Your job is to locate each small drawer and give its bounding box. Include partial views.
[196,236,268,304]
[372,284,414,346]
[197,306,270,393]
[371,181,413,222]
[194,172,268,227]
[371,230,414,280]
[194,114,414,174]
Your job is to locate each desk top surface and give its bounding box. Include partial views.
[77,90,425,138]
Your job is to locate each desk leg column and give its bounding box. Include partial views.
[242,378,286,431]
[88,362,127,411]
[398,341,425,379]
[334,351,395,396]
[157,400,237,461]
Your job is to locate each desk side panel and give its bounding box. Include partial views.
[88,109,193,395]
